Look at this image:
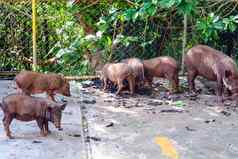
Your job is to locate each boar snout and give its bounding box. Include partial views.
[63,91,71,97]
[62,85,71,97]
[54,121,62,130]
[59,80,71,97]
[54,119,63,131]
[62,87,71,97]
[51,102,66,130]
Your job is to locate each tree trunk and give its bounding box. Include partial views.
[181,14,187,74]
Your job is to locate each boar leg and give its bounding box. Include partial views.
[22,89,31,96]
[170,80,177,94]
[47,91,56,101]
[187,70,197,93]
[216,76,224,103]
[173,76,179,93]
[226,88,232,97]
[36,119,47,137]
[44,121,51,134]
[16,85,23,94]
[144,76,153,88]
[128,76,135,95]
[170,76,179,93]
[3,115,13,139]
[103,78,108,91]
[165,73,178,94]
[147,76,153,88]
[116,79,123,95]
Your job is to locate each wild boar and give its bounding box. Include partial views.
[0,94,67,139]
[121,58,144,89]
[15,70,70,101]
[184,44,238,103]
[143,56,179,93]
[101,63,135,95]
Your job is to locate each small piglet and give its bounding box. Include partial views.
[184,45,238,103]
[0,94,67,139]
[143,56,179,93]
[15,71,70,101]
[121,58,144,89]
[101,63,135,95]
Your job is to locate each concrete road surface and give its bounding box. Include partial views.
[0,79,238,159]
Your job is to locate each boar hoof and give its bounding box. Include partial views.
[40,132,48,137]
[217,97,224,104]
[189,91,197,97]
[8,135,14,139]
[103,88,109,93]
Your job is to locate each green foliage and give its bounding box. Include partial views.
[36,2,93,75]
[1,0,238,75]
[196,13,238,44]
[223,15,238,32]
[196,13,223,42]
[94,0,198,61]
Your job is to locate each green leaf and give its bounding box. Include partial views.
[174,101,185,107]
[106,36,112,46]
[144,2,152,9]
[132,11,139,22]
[233,15,238,23]
[146,4,157,16]
[124,9,137,21]
[159,0,181,8]
[229,23,237,32]
[213,21,224,30]
[177,0,196,14]
[118,14,126,22]
[159,0,176,8]
[152,0,158,5]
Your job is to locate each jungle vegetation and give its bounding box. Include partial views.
[0,0,237,75]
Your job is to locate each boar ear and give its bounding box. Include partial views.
[59,73,68,81]
[60,103,67,110]
[63,77,69,83]
[59,73,64,77]
[225,70,232,78]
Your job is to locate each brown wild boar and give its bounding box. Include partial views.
[121,58,144,88]
[0,94,67,139]
[143,56,179,93]
[184,44,238,103]
[15,71,70,101]
[101,63,135,95]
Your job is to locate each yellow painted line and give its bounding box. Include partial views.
[155,136,180,159]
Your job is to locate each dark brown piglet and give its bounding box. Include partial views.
[0,94,66,139]
[101,63,135,95]
[15,71,70,101]
[184,44,238,103]
[143,56,179,93]
[121,58,144,89]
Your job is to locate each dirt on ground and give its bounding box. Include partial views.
[0,77,238,159]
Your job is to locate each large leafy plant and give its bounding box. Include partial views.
[196,13,238,43]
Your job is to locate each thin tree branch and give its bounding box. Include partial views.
[124,0,140,6]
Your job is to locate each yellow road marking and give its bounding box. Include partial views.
[155,136,180,159]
